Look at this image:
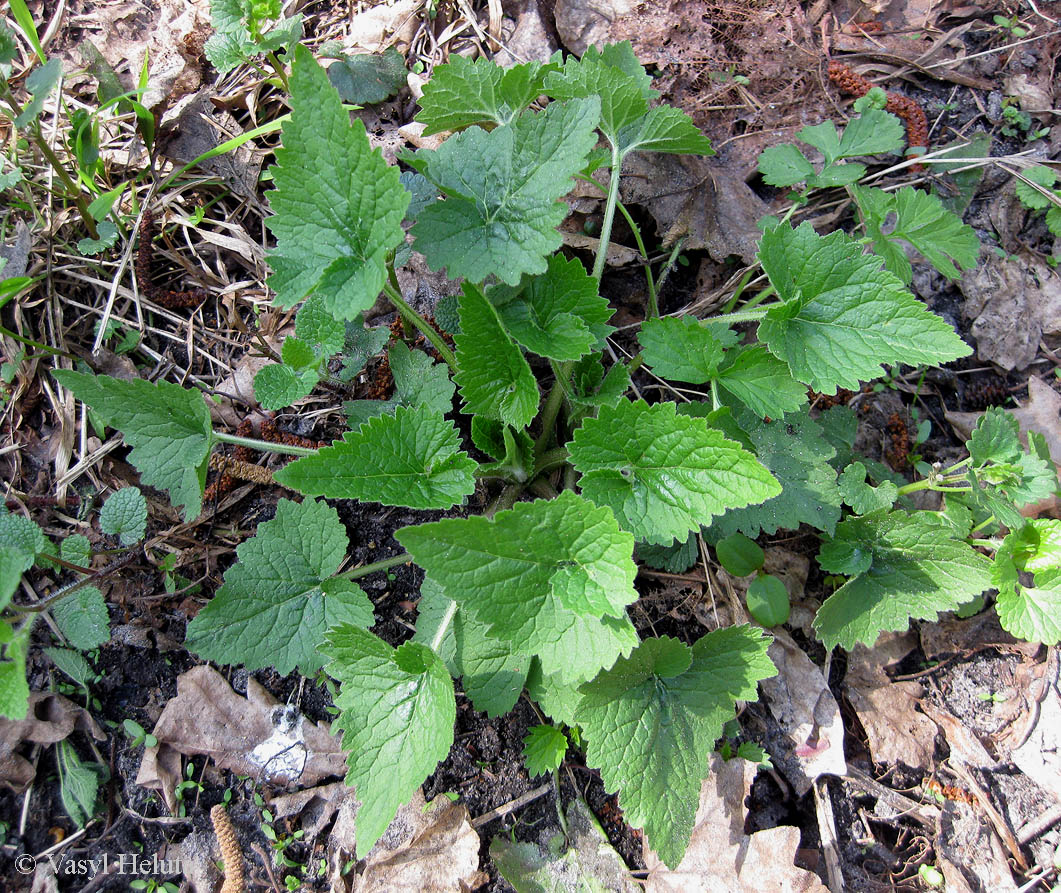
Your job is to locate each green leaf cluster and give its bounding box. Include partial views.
[205,0,302,74]
[757,108,904,190]
[32,42,1056,871]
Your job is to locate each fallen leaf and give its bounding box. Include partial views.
[79,0,210,112]
[158,90,266,203]
[645,754,828,892]
[493,0,560,65]
[1011,651,1061,803]
[844,632,937,769]
[959,254,1061,371]
[136,665,346,813]
[328,788,481,892]
[345,0,421,54]
[760,630,847,796]
[0,693,105,792]
[937,799,1018,893]
[492,797,640,893]
[620,153,768,264]
[271,781,350,838]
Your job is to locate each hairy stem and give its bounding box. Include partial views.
[4,550,139,615]
[591,146,624,282]
[214,430,317,457]
[382,282,457,369]
[336,552,410,581]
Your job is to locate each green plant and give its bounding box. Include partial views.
[205,0,302,83]
[1014,164,1061,237]
[123,718,158,749]
[20,43,1060,868]
[1000,97,1049,141]
[993,13,1030,37]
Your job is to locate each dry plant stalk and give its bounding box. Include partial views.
[210,804,246,893]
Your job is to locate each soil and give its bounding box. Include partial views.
[1,0,1060,891]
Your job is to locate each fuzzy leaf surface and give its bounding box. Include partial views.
[275,404,476,508]
[638,316,732,383]
[185,499,373,674]
[523,725,568,777]
[266,45,408,318]
[325,625,455,857]
[489,254,612,362]
[408,97,600,284]
[578,628,776,869]
[757,222,971,394]
[813,511,993,650]
[51,587,110,651]
[697,406,843,537]
[416,55,558,134]
[51,371,211,521]
[568,400,780,544]
[413,579,530,717]
[397,491,639,683]
[714,345,808,419]
[453,284,539,428]
[100,487,147,545]
[854,186,980,284]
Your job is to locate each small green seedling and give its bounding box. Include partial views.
[123,718,158,749]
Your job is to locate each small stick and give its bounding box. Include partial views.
[814,778,845,892]
[471,783,552,828]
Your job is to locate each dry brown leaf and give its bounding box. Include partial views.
[136,665,346,813]
[345,0,421,54]
[959,254,1061,371]
[0,693,105,792]
[937,799,1018,893]
[158,90,266,203]
[270,781,350,839]
[619,153,767,264]
[844,632,938,769]
[1011,651,1061,803]
[645,754,827,892]
[494,0,560,64]
[328,788,480,893]
[760,630,847,796]
[79,0,210,111]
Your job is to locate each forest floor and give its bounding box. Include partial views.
[1,0,1060,891]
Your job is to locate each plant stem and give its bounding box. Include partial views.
[336,552,410,581]
[430,597,459,653]
[382,282,456,369]
[613,198,656,313]
[701,307,769,326]
[0,325,74,357]
[535,373,567,455]
[266,52,290,93]
[1,87,100,240]
[214,430,317,457]
[5,550,138,615]
[719,266,758,314]
[592,146,624,283]
[486,482,523,517]
[736,284,776,313]
[534,447,569,478]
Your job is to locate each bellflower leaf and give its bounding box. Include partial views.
[813,511,993,650]
[275,404,477,509]
[266,45,409,318]
[52,370,212,521]
[757,222,971,394]
[577,628,776,868]
[397,491,639,683]
[568,400,780,545]
[324,625,455,857]
[408,97,600,285]
[185,499,374,674]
